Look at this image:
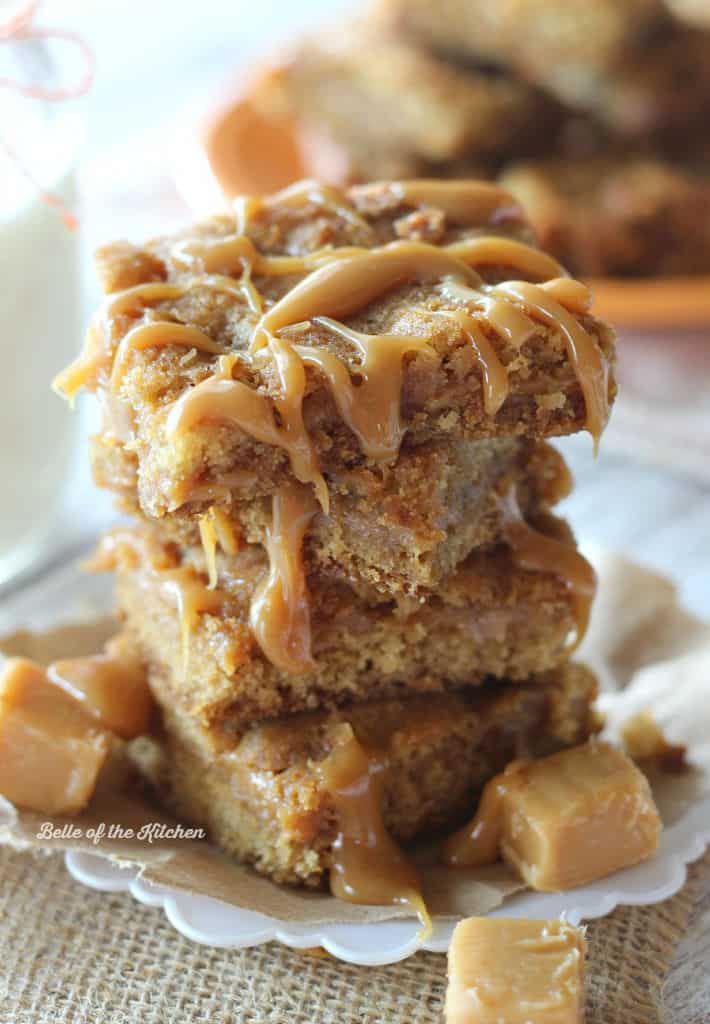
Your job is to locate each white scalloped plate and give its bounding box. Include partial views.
[65,794,710,965]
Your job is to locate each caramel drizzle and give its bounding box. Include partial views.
[199,506,241,590]
[500,489,597,652]
[262,179,373,232]
[164,352,333,507]
[320,726,431,937]
[160,569,224,673]
[438,310,509,416]
[86,527,226,674]
[53,282,186,399]
[198,511,220,590]
[110,321,225,388]
[53,276,257,401]
[495,281,609,449]
[447,237,564,281]
[297,318,432,459]
[249,482,318,675]
[385,179,526,228]
[442,765,519,868]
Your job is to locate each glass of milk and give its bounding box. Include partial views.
[0,41,84,588]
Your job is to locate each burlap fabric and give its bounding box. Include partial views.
[1,846,707,1023]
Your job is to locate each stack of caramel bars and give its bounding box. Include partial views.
[54,179,616,904]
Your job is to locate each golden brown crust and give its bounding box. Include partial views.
[130,662,599,885]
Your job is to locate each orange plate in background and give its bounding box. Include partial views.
[589,278,710,330]
[175,80,710,333]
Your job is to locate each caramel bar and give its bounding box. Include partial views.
[446,916,586,1024]
[100,511,593,739]
[129,663,599,886]
[54,180,616,525]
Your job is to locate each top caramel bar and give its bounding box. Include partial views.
[55,179,616,519]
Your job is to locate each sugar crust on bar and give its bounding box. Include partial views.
[88,181,616,520]
[130,662,599,886]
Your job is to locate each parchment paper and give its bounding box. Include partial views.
[0,549,708,926]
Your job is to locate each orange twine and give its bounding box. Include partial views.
[0,0,95,229]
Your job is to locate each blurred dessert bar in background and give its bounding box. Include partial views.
[202,0,710,278]
[500,156,710,277]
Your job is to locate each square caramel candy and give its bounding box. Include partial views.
[0,658,111,815]
[446,917,586,1024]
[500,741,661,890]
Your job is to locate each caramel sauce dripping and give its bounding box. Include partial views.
[110,321,225,388]
[495,280,609,449]
[249,482,318,674]
[320,725,431,938]
[234,195,263,237]
[442,768,510,868]
[447,236,564,281]
[540,277,593,315]
[500,488,597,652]
[199,511,220,590]
[53,282,186,399]
[199,506,241,589]
[439,310,509,416]
[86,527,225,674]
[172,231,362,281]
[161,569,225,674]
[164,354,332,509]
[386,179,526,227]
[297,317,432,459]
[251,241,482,351]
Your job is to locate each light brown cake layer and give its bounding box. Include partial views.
[104,511,586,739]
[500,156,710,278]
[58,180,616,521]
[92,437,571,598]
[131,662,599,886]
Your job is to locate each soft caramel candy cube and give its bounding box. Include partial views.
[48,637,152,740]
[0,658,111,815]
[446,917,586,1024]
[500,741,661,891]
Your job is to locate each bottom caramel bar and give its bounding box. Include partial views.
[130,663,599,887]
